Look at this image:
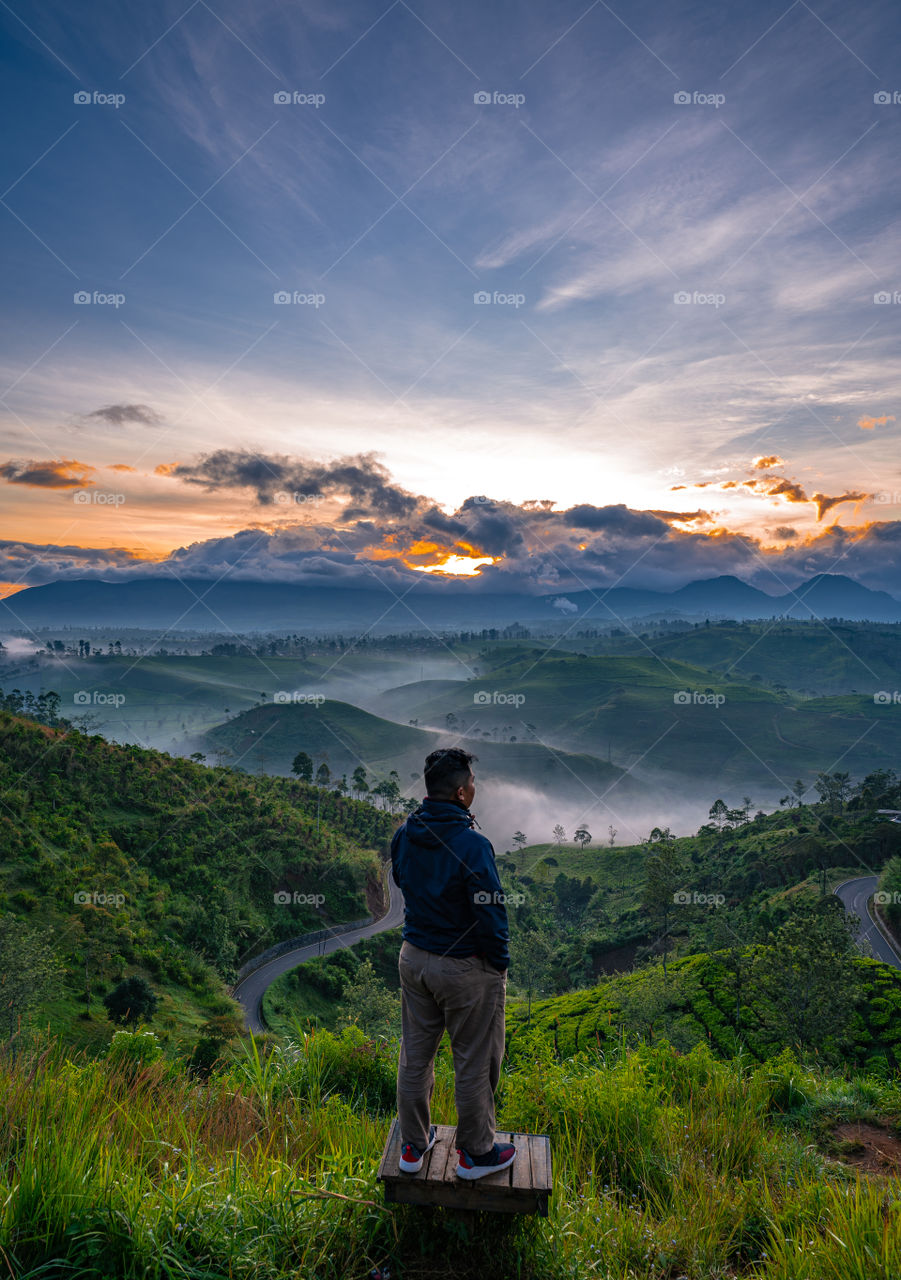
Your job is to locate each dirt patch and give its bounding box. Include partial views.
[830,1121,901,1177]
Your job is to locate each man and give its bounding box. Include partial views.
[390,747,515,1181]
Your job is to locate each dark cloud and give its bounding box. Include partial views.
[0,458,95,489]
[564,503,669,536]
[83,404,164,427]
[160,448,420,517]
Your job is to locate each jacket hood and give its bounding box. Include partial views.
[403,797,476,850]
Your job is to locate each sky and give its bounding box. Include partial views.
[2,0,901,599]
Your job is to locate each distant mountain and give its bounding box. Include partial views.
[1,572,899,634]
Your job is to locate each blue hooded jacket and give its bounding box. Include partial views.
[390,797,510,972]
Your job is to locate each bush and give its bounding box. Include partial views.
[103,975,159,1026]
[106,1028,163,1074]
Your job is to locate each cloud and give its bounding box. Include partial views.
[858,415,895,430]
[812,490,869,521]
[81,404,164,428]
[563,504,669,537]
[0,459,96,489]
[753,455,784,469]
[159,449,421,516]
[108,464,137,472]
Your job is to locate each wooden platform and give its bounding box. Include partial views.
[377,1119,552,1216]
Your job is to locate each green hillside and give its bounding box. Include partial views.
[0,710,395,1053]
[201,699,651,803]
[373,648,901,795]
[507,950,901,1074]
[598,619,901,695]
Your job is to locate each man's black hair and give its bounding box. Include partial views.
[424,748,477,799]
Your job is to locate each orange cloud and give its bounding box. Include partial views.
[858,414,895,430]
[0,458,96,489]
[154,462,179,476]
[812,491,868,520]
[108,463,136,473]
[752,454,784,469]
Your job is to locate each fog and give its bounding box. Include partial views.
[470,778,763,852]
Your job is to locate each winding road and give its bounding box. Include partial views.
[233,868,405,1033]
[231,868,900,1035]
[833,875,901,969]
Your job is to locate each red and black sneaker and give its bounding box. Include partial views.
[455,1141,516,1180]
[398,1124,437,1173]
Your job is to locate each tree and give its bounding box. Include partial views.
[0,916,64,1042]
[292,751,313,782]
[351,765,368,799]
[574,827,591,849]
[641,843,685,980]
[608,825,617,847]
[103,975,159,1027]
[315,762,331,789]
[336,957,400,1035]
[749,898,861,1058]
[814,771,851,815]
[552,824,566,845]
[509,929,552,1021]
[708,799,729,829]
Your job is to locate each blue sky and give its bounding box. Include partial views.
[1,0,901,593]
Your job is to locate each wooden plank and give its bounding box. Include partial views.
[377,1117,400,1182]
[378,1123,552,1215]
[528,1133,552,1192]
[511,1132,532,1191]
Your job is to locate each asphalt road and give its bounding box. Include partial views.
[232,868,900,1034]
[233,868,405,1033]
[833,875,901,968]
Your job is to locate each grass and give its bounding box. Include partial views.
[2,1026,900,1279]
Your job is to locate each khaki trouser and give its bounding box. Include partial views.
[396,939,507,1156]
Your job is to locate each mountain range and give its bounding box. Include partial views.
[1,572,899,633]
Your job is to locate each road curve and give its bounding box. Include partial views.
[233,867,405,1033]
[834,875,901,969]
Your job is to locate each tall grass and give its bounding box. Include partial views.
[1,1025,899,1279]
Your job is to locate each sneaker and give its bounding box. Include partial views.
[455,1141,516,1181]
[398,1124,437,1174]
